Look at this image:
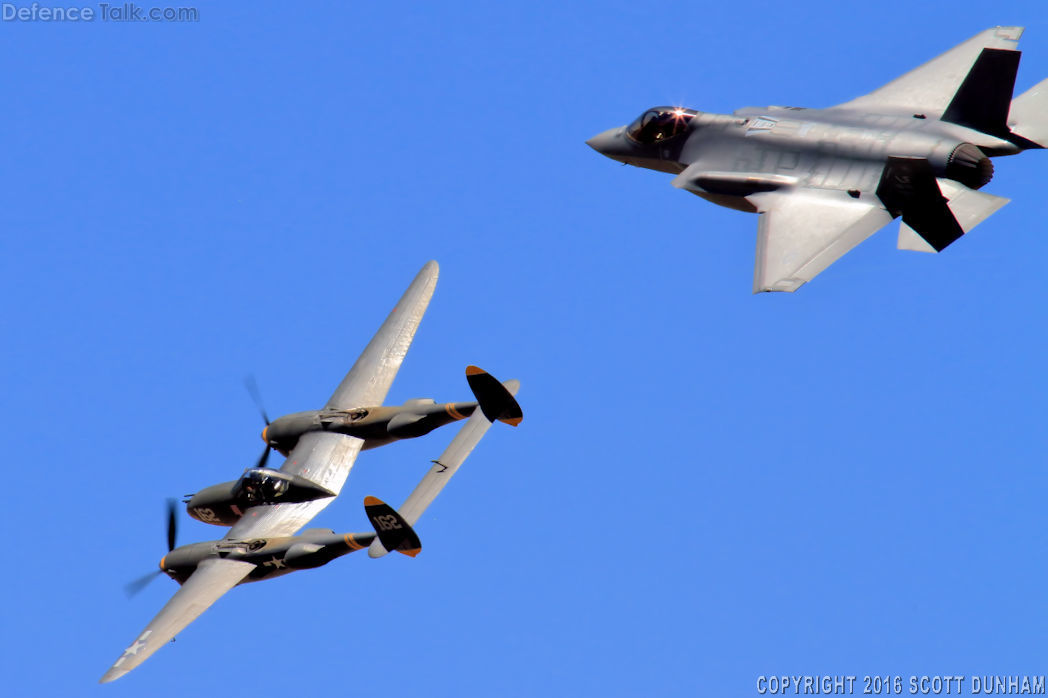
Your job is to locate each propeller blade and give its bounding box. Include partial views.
[166,498,178,552]
[123,500,177,598]
[244,374,271,425]
[254,443,270,471]
[124,570,162,598]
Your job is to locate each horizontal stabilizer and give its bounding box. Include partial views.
[897,179,1008,252]
[363,496,421,557]
[368,379,521,558]
[465,365,523,426]
[1009,77,1048,147]
[878,157,963,252]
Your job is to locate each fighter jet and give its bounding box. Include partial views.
[587,26,1047,292]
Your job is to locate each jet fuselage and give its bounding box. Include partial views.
[587,105,1018,212]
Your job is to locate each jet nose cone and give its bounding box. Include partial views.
[586,127,634,165]
[585,128,620,154]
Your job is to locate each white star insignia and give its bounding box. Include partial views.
[263,556,287,569]
[114,630,152,666]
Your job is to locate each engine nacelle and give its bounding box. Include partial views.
[283,542,329,569]
[385,411,427,437]
[402,398,436,408]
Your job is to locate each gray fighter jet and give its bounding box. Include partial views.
[587,26,1047,292]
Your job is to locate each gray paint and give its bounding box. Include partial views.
[587,27,1045,292]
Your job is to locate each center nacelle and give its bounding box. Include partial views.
[185,468,335,526]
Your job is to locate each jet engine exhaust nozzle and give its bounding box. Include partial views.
[946,143,993,189]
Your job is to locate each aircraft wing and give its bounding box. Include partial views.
[224,261,439,540]
[325,260,439,410]
[225,431,365,539]
[747,189,893,293]
[368,379,520,558]
[100,558,256,683]
[833,26,1023,117]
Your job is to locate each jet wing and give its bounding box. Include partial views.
[226,261,439,540]
[747,189,893,293]
[833,26,1023,117]
[100,558,256,683]
[368,379,520,558]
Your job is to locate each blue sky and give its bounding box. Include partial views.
[2,2,1047,695]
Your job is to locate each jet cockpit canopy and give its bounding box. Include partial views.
[626,107,699,144]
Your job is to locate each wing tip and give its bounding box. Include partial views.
[992,26,1023,41]
[99,668,127,684]
[420,259,439,279]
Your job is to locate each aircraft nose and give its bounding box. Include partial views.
[585,128,620,154]
[586,127,634,164]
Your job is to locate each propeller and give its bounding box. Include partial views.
[166,498,178,552]
[124,499,179,598]
[124,570,162,598]
[245,374,274,472]
[253,442,270,471]
[244,374,271,427]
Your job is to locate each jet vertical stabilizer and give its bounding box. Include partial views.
[1008,77,1048,147]
[942,48,1021,136]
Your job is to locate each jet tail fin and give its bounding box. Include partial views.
[363,496,421,558]
[465,365,523,426]
[1008,77,1048,148]
[897,178,1009,253]
[942,48,1021,136]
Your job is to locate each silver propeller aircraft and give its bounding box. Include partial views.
[587,26,1047,292]
[101,261,523,683]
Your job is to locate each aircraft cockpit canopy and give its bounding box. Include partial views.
[234,468,290,503]
[626,107,699,144]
